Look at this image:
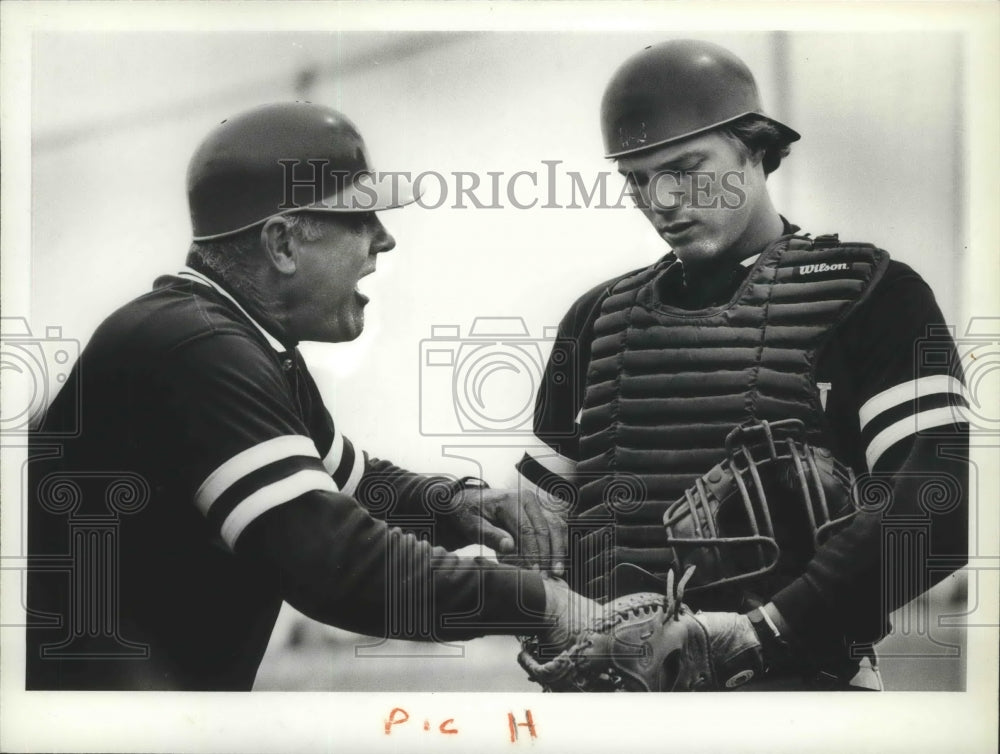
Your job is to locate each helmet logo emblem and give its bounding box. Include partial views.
[618,121,648,150]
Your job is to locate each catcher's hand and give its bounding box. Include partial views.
[518,569,764,691]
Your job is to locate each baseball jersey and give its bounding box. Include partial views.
[27,267,545,690]
[517,225,969,647]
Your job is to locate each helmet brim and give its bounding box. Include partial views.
[191,172,422,242]
[306,170,422,213]
[605,113,801,160]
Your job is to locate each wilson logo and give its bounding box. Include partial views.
[798,262,848,275]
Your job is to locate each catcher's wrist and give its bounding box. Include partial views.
[431,476,490,550]
[747,605,792,673]
[448,475,489,498]
[762,602,790,637]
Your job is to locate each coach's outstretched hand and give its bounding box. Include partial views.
[446,485,569,574]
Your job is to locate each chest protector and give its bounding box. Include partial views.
[572,234,889,599]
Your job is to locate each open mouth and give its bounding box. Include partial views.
[355,270,374,304]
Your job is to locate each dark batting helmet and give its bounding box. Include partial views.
[187,101,417,241]
[601,39,800,159]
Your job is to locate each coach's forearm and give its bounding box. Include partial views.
[356,456,456,525]
[237,492,547,641]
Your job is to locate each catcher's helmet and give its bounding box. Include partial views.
[600,39,800,159]
[662,419,859,594]
[187,102,417,241]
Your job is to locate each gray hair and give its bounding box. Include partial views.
[185,213,329,308]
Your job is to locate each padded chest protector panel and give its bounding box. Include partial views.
[572,235,889,581]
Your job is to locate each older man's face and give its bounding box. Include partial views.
[616,130,771,268]
[291,212,396,343]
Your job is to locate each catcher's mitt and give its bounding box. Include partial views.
[518,568,763,692]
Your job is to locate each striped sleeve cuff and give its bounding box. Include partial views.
[195,435,335,548]
[322,428,366,497]
[516,446,577,501]
[859,375,969,470]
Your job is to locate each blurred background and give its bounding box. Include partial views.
[28,31,969,691]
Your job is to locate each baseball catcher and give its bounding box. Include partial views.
[514,38,968,691]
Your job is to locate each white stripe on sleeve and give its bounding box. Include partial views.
[524,446,577,478]
[322,428,345,480]
[865,406,969,470]
[195,435,320,515]
[859,375,965,430]
[220,469,337,547]
[339,450,366,497]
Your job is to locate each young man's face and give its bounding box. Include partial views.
[616,130,772,267]
[291,212,396,343]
